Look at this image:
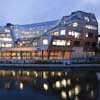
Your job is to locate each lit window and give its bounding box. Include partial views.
[67,41,71,46]
[68,31,80,38]
[84,16,90,22]
[86,33,88,38]
[5,44,12,47]
[85,25,97,30]
[51,32,59,36]
[59,40,66,46]
[5,29,11,33]
[33,42,37,46]
[68,31,72,35]
[43,39,48,45]
[1,38,12,42]
[52,40,57,45]
[20,43,23,46]
[98,37,100,42]
[52,40,66,46]
[74,32,80,38]
[1,44,5,47]
[60,30,66,35]
[73,22,78,27]
[71,31,74,36]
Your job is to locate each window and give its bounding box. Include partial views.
[73,22,78,27]
[60,30,66,35]
[6,44,12,47]
[0,38,12,42]
[59,40,66,46]
[1,44,5,47]
[68,31,80,38]
[51,32,59,36]
[33,42,38,46]
[85,25,97,30]
[52,40,66,46]
[86,33,88,38]
[98,37,100,42]
[5,29,11,33]
[74,32,80,38]
[72,31,74,36]
[84,16,90,22]
[68,31,72,35]
[66,41,71,46]
[91,18,96,22]
[43,39,48,45]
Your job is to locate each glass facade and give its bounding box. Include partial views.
[0,49,71,60]
[0,11,98,61]
[0,33,13,48]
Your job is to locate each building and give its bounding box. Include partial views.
[13,20,59,39]
[12,20,59,47]
[40,11,98,59]
[0,11,98,61]
[0,24,14,48]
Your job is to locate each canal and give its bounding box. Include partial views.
[0,69,99,100]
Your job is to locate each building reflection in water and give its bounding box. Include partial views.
[0,70,99,100]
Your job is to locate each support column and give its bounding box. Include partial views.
[41,50,44,60]
[48,50,50,60]
[62,50,65,59]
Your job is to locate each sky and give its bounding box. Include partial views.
[0,0,100,28]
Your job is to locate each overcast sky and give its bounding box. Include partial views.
[0,0,100,27]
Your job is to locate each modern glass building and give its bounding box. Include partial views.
[41,11,98,59]
[0,11,98,61]
[13,20,59,39]
[13,20,59,47]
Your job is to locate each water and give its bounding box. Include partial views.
[0,70,99,100]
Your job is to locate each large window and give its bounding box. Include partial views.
[85,25,97,30]
[66,41,71,46]
[60,30,66,35]
[43,39,48,45]
[68,31,80,38]
[73,22,78,27]
[84,16,90,22]
[5,29,11,33]
[52,40,66,46]
[0,33,13,48]
[5,44,12,48]
[0,38,12,42]
[51,32,59,36]
[33,42,38,47]
[85,33,88,38]
[52,40,71,46]
[98,37,100,42]
[0,43,12,48]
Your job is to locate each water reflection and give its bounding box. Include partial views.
[0,70,99,100]
[19,82,24,90]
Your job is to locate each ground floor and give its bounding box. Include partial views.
[0,49,71,61]
[0,47,95,61]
